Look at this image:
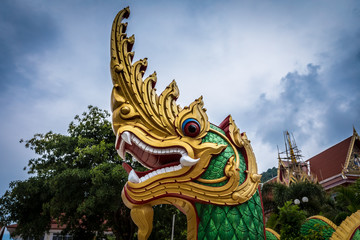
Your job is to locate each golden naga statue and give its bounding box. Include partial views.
[110,7,360,240]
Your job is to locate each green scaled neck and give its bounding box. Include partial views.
[195,191,265,240]
[194,124,265,239]
[199,124,246,186]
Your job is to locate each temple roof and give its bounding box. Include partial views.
[307,137,352,182]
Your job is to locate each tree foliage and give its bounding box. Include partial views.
[278,201,306,239]
[260,167,278,183]
[0,106,136,239]
[149,205,187,240]
[262,181,327,217]
[331,178,360,225]
[263,181,330,237]
[263,180,360,239]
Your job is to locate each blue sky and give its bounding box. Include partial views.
[0,0,359,198]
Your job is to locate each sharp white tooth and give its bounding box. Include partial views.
[159,168,165,174]
[139,142,146,150]
[143,175,149,181]
[175,165,182,171]
[128,170,140,183]
[180,154,200,167]
[164,167,170,173]
[121,132,132,145]
[117,140,126,159]
[115,134,120,149]
[117,149,124,159]
[144,146,149,152]
[140,176,145,182]
[133,137,140,144]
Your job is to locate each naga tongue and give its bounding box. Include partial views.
[122,162,133,174]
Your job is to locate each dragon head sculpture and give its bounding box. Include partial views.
[111,8,265,240]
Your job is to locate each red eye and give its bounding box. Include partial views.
[182,119,201,137]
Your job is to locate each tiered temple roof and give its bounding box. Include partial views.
[307,128,360,190]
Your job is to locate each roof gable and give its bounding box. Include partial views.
[308,137,352,181]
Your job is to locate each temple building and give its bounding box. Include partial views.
[307,128,360,191]
[275,131,317,185]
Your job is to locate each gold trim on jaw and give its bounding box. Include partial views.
[122,191,198,240]
[197,176,228,184]
[124,126,260,206]
[130,205,154,240]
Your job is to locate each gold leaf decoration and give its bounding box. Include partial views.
[110,8,183,139]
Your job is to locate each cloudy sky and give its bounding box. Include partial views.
[0,0,359,196]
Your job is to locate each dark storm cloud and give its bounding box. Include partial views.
[0,1,59,193]
[319,31,360,141]
[250,64,324,145]
[249,30,360,157]
[0,0,58,91]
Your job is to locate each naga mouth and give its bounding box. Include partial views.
[116,131,199,184]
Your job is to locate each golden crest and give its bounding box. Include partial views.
[111,8,207,142]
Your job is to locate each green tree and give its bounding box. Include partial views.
[264,181,329,235]
[286,182,326,216]
[263,182,327,217]
[331,178,360,225]
[0,106,136,239]
[149,205,187,240]
[278,201,306,239]
[260,167,278,183]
